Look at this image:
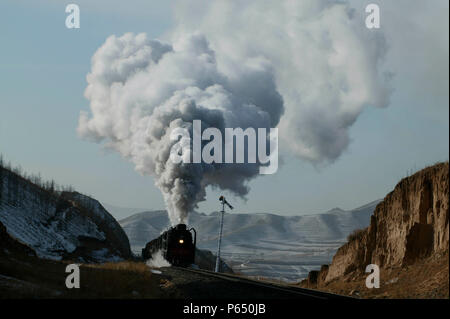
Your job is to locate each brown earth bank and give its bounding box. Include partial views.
[299,250,448,299]
[299,162,449,299]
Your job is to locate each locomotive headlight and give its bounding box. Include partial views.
[179,239,184,244]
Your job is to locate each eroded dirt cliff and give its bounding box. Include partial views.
[301,162,449,298]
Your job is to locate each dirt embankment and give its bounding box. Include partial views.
[300,162,449,298]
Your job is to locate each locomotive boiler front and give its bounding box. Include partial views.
[166,224,196,266]
[142,223,197,267]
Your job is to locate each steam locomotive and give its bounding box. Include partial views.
[142,224,197,267]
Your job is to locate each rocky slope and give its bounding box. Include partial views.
[0,166,131,262]
[301,162,449,298]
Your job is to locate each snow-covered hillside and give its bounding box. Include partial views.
[119,200,381,282]
[0,167,131,262]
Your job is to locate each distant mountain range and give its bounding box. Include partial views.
[118,200,381,282]
[0,161,382,282]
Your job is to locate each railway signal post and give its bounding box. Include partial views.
[215,196,233,272]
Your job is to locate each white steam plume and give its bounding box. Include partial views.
[78,32,283,224]
[173,0,391,162]
[78,0,391,225]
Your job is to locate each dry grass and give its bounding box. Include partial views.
[84,261,150,273]
[0,252,168,298]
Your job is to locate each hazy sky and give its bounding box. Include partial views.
[0,0,448,220]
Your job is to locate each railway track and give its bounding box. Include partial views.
[171,266,351,299]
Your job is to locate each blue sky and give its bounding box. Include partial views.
[0,1,448,219]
